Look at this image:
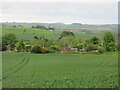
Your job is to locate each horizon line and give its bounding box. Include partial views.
[0,21,118,25]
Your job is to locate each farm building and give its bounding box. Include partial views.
[60,47,78,53]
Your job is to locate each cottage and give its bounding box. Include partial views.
[79,49,86,53]
[60,47,78,53]
[70,48,78,52]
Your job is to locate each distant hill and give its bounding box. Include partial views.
[1,22,118,32]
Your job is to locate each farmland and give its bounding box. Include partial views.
[2,23,118,41]
[2,27,102,41]
[1,1,119,88]
[1,23,118,88]
[2,52,118,88]
[2,27,60,40]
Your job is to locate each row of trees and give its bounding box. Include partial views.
[32,25,55,31]
[1,31,118,54]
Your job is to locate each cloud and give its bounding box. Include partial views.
[0,2,118,24]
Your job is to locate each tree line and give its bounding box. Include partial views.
[32,25,55,31]
[1,31,118,53]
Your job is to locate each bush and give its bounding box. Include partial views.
[49,45,59,53]
[97,46,105,53]
[50,45,59,51]
[49,49,55,53]
[31,45,41,53]
[41,47,49,53]
[85,44,97,51]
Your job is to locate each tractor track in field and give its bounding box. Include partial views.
[3,58,26,73]
[30,60,37,87]
[0,57,30,82]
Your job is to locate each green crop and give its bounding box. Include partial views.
[2,52,118,88]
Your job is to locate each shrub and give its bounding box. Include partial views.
[85,44,97,51]
[41,47,49,53]
[49,45,59,53]
[50,45,59,51]
[97,46,105,53]
[31,44,41,53]
[49,49,55,53]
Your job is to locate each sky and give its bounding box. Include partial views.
[0,0,119,24]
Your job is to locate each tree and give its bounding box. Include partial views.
[48,27,55,30]
[16,40,26,52]
[45,39,55,47]
[90,36,99,45]
[38,36,48,47]
[34,36,39,39]
[85,39,91,47]
[31,36,53,47]
[31,36,45,47]
[85,36,99,46]
[1,42,7,51]
[58,36,76,48]
[76,42,84,50]
[117,35,120,51]
[2,33,17,48]
[103,32,116,51]
[1,39,7,51]
[59,31,75,39]
[32,25,55,31]
[31,44,41,53]
[32,25,36,28]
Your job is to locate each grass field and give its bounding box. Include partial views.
[2,52,118,88]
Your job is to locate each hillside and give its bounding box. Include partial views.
[2,23,118,42]
[2,26,105,41]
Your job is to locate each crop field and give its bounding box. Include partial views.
[2,27,60,40]
[2,27,104,40]
[2,52,118,88]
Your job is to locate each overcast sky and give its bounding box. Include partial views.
[0,0,118,24]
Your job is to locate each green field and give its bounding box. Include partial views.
[2,27,60,40]
[2,27,104,41]
[2,52,118,88]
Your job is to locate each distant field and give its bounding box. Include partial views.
[2,52,118,88]
[2,27,105,41]
[2,27,60,40]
